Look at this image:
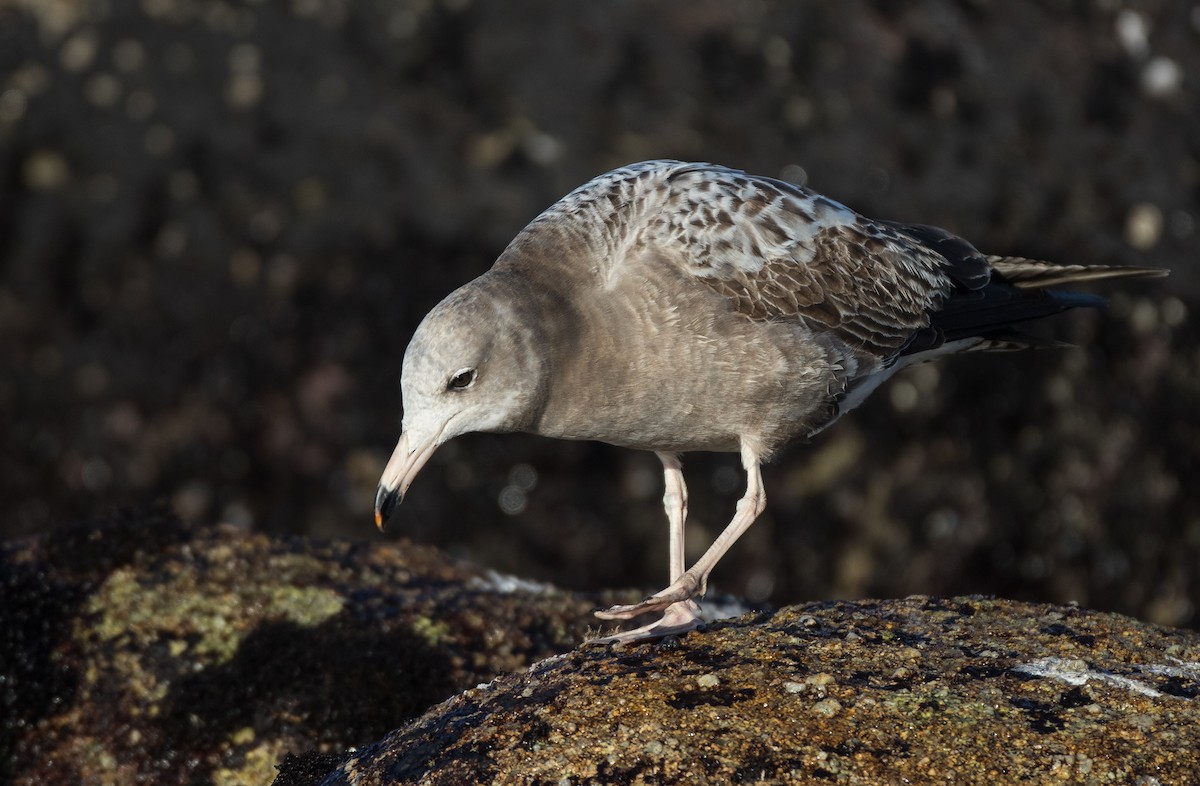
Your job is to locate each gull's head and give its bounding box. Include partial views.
[374,274,550,528]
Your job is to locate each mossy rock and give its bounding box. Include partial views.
[298,597,1200,785]
[1,509,602,786]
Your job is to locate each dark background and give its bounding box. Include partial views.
[2,1,1196,628]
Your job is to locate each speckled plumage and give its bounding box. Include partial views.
[376,160,1163,643]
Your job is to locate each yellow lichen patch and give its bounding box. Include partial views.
[73,556,346,716]
[230,726,256,746]
[212,738,290,786]
[81,560,344,666]
[411,615,451,646]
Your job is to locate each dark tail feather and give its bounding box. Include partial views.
[987,256,1168,289]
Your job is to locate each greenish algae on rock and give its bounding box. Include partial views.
[1,509,604,786]
[301,597,1200,786]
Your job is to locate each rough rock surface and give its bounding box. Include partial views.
[0,510,616,786]
[296,597,1200,786]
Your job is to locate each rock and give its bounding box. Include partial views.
[298,597,1200,786]
[6,510,1197,785]
[0,509,611,786]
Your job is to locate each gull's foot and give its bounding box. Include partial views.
[589,600,703,645]
[593,573,700,621]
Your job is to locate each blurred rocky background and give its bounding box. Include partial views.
[1,0,1196,629]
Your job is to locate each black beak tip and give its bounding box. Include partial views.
[374,486,400,530]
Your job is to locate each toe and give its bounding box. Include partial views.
[593,575,701,621]
[589,600,703,645]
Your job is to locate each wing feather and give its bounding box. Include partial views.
[649,164,968,360]
[523,161,1159,374]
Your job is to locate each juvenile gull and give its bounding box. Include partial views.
[375,160,1164,644]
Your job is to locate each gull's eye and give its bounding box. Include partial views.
[447,368,477,390]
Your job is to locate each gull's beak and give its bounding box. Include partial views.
[374,430,440,530]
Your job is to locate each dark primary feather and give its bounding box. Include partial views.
[882,223,1083,357]
[881,222,1165,357]
[911,284,1105,353]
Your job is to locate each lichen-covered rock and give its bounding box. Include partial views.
[303,597,1200,786]
[0,509,609,786]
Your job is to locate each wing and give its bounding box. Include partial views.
[649,164,989,361]
[525,161,1147,368]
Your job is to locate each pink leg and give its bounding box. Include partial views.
[592,444,765,644]
[658,451,688,583]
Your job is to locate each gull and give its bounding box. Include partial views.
[374,160,1163,644]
